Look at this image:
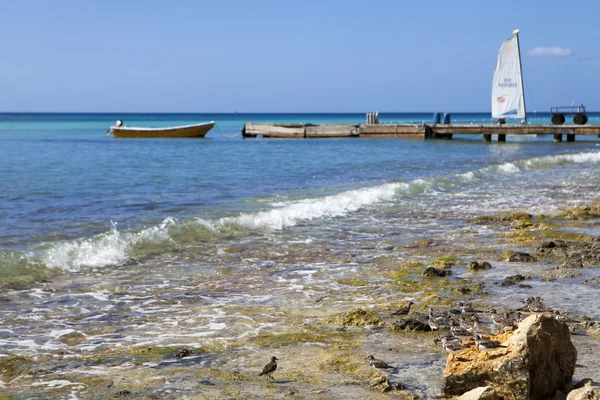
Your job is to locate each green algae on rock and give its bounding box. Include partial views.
[466,261,492,271]
[324,308,382,327]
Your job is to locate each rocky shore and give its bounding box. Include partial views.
[2,201,600,399]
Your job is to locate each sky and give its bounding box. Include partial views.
[1,0,599,113]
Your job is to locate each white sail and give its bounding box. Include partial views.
[491,35,525,119]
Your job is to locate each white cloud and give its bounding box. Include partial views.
[527,47,573,57]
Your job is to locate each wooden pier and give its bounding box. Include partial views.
[242,123,600,142]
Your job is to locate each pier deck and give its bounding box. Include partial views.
[242,123,600,142]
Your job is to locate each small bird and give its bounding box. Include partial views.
[434,331,458,344]
[524,296,552,315]
[473,335,507,359]
[553,310,580,324]
[488,308,505,326]
[501,312,523,332]
[451,326,472,341]
[366,355,395,372]
[458,314,480,331]
[442,340,466,361]
[456,301,481,314]
[428,309,457,331]
[258,356,278,380]
[390,301,415,316]
[434,334,464,361]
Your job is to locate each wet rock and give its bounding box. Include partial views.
[541,267,582,280]
[442,315,576,399]
[368,375,391,392]
[0,356,31,381]
[567,383,600,400]
[560,258,585,269]
[422,267,451,277]
[582,277,600,285]
[574,378,594,390]
[368,376,415,397]
[403,239,433,249]
[389,318,432,332]
[501,251,536,262]
[456,386,500,400]
[500,274,531,287]
[505,212,533,221]
[174,348,191,358]
[324,308,382,327]
[58,331,87,346]
[467,261,492,271]
[451,283,487,296]
[535,240,567,254]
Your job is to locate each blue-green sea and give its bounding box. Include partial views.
[1,112,600,397]
[1,112,600,267]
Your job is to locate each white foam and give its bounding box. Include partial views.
[25,150,600,273]
[497,162,520,173]
[207,322,227,330]
[31,380,85,389]
[222,182,403,230]
[48,329,76,339]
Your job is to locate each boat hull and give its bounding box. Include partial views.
[110,122,215,138]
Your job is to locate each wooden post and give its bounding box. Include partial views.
[498,134,506,142]
[483,134,492,143]
[553,134,562,142]
[566,134,575,142]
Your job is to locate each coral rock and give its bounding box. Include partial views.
[567,385,600,400]
[442,315,576,400]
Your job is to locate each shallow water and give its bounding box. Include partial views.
[1,113,600,398]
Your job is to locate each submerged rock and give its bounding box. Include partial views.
[422,267,451,277]
[389,318,432,332]
[324,308,382,327]
[441,315,576,399]
[500,274,531,287]
[467,261,492,271]
[501,251,536,263]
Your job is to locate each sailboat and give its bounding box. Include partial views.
[491,29,526,125]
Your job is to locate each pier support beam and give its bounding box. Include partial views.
[498,134,506,142]
[553,134,562,143]
[483,134,492,143]
[566,134,576,142]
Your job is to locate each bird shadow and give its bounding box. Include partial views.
[271,379,295,384]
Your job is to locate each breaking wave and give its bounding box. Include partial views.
[2,150,599,275]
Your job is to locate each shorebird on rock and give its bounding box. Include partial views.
[366,355,395,375]
[473,334,507,360]
[524,296,553,315]
[428,308,458,330]
[450,325,472,341]
[390,301,415,316]
[553,310,580,324]
[434,334,465,361]
[456,301,482,314]
[258,356,278,380]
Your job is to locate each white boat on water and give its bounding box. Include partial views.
[109,120,215,138]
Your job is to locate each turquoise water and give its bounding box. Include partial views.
[1,112,600,273]
[2,113,600,397]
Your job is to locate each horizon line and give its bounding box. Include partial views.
[1,110,593,115]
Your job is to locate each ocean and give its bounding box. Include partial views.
[1,112,600,398]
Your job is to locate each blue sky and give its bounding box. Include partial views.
[1,0,598,112]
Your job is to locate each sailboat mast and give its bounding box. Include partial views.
[513,29,527,124]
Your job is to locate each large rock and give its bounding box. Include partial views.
[567,380,600,400]
[442,315,576,399]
